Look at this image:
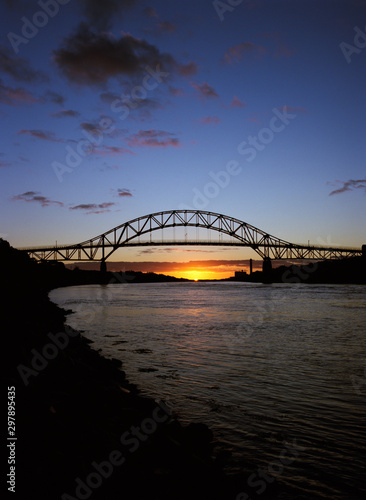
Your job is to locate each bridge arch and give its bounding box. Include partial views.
[80,209,292,262]
[21,209,362,265]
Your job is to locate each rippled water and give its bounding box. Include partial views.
[50,282,366,499]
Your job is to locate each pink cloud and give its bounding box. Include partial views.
[127,130,180,148]
[17,129,63,142]
[224,42,266,63]
[196,116,221,126]
[12,191,64,207]
[230,96,246,108]
[69,202,116,214]
[190,81,219,100]
[92,145,134,156]
[177,61,198,77]
[0,80,39,106]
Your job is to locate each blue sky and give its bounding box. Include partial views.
[0,0,365,276]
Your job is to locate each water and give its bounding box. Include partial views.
[50,282,366,499]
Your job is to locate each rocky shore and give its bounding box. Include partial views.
[3,239,254,500]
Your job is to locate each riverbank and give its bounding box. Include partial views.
[3,240,254,499]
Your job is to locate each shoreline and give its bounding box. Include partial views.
[3,240,249,499]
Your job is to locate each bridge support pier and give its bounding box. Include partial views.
[262,257,272,283]
[100,260,107,273]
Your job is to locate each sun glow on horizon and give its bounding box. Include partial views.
[169,269,233,281]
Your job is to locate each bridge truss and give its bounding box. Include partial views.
[20,210,363,263]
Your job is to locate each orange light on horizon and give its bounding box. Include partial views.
[169,269,234,281]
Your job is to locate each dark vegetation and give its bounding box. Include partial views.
[231,256,366,284]
[3,238,365,499]
[2,239,248,500]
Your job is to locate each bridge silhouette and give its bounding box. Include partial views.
[20,210,364,273]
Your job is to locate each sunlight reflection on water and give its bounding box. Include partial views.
[50,282,366,499]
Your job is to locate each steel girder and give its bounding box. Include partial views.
[20,210,362,262]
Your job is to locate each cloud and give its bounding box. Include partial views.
[77,0,137,30]
[223,42,266,63]
[0,45,48,83]
[196,116,221,126]
[69,202,116,214]
[190,82,219,100]
[0,161,11,168]
[17,129,63,142]
[44,90,65,105]
[177,61,197,77]
[126,129,180,148]
[142,6,178,37]
[54,25,175,86]
[230,96,246,108]
[92,145,134,156]
[261,32,295,58]
[157,21,177,34]
[144,7,159,18]
[117,188,133,197]
[278,105,307,114]
[50,109,80,118]
[0,79,38,105]
[12,191,64,207]
[169,86,184,96]
[329,179,366,196]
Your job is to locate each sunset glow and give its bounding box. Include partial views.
[1,1,364,275]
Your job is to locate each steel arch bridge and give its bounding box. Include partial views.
[20,209,364,270]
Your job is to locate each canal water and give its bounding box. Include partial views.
[50,281,366,499]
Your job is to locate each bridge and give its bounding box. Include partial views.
[20,210,364,273]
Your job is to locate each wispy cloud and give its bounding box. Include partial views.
[77,0,138,30]
[230,96,246,108]
[169,86,184,96]
[223,42,266,63]
[278,105,307,114]
[69,202,116,214]
[117,188,133,197]
[190,81,219,100]
[329,179,366,196]
[43,90,65,106]
[12,191,64,207]
[196,116,221,126]
[142,6,178,37]
[0,80,39,106]
[50,109,80,119]
[127,129,180,148]
[17,129,63,142]
[261,32,296,58]
[177,61,197,77]
[0,45,48,82]
[92,145,134,156]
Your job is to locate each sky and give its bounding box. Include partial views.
[0,0,365,279]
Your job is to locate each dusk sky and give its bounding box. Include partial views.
[1,0,365,279]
